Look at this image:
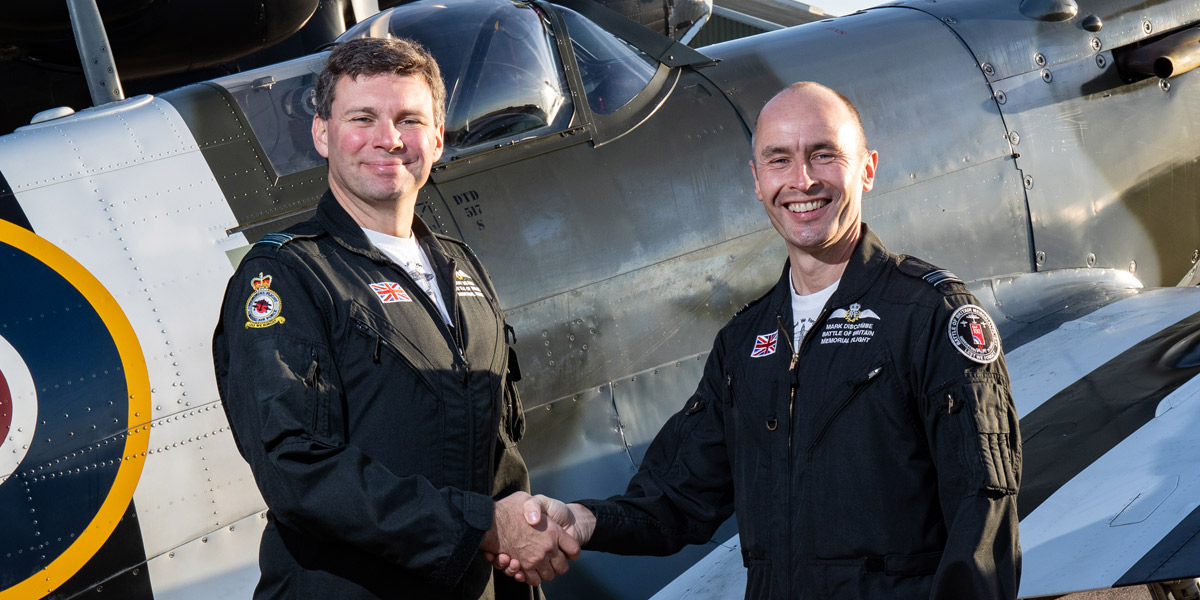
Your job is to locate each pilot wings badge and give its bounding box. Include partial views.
[830,303,880,323]
[245,273,285,329]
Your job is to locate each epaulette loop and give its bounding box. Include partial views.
[256,233,294,247]
[921,269,963,287]
[734,292,770,317]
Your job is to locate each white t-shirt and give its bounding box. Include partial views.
[789,269,839,352]
[363,228,452,325]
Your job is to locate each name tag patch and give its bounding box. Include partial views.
[820,303,879,345]
[454,270,485,298]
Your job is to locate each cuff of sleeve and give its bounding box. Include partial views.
[574,499,621,551]
[429,491,494,588]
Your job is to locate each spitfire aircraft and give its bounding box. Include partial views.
[1,0,1199,597]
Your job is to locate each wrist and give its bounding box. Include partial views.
[480,521,499,553]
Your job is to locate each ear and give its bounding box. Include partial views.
[312,115,329,159]
[749,160,764,203]
[431,122,445,163]
[861,150,878,192]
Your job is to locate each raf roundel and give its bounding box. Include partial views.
[947,304,1001,364]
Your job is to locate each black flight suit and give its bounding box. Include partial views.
[579,224,1021,599]
[213,192,536,600]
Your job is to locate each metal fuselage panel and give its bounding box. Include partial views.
[0,95,265,598]
[433,70,766,407]
[701,7,1031,281]
[706,0,1200,288]
[924,0,1200,287]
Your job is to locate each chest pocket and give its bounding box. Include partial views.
[808,348,894,453]
[348,300,454,393]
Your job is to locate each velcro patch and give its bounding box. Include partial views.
[947,304,1000,364]
[751,331,778,358]
[370,282,413,303]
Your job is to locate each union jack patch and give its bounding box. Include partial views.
[751,331,778,358]
[370,282,412,304]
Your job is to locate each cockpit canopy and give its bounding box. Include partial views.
[215,0,658,178]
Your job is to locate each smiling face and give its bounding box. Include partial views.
[750,85,877,265]
[312,73,444,225]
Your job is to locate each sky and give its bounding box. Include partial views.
[810,0,881,15]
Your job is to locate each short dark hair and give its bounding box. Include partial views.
[314,37,446,126]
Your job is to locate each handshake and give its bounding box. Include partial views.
[479,492,597,586]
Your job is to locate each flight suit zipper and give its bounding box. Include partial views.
[777,305,828,598]
[778,307,829,448]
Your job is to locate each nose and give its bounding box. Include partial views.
[373,121,405,151]
[791,160,818,191]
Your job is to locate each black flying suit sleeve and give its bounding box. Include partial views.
[213,252,493,588]
[919,290,1022,600]
[578,333,737,555]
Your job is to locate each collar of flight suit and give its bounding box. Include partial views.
[766,222,892,322]
[313,189,464,332]
[314,190,450,268]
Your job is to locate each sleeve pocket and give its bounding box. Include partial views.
[500,346,525,446]
[952,376,1020,495]
[250,336,339,449]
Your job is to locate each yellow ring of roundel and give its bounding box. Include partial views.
[0,220,151,599]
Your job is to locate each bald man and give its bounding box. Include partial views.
[499,82,1021,599]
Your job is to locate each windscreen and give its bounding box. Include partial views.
[343,0,574,153]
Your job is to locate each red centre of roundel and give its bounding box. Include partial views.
[0,369,10,448]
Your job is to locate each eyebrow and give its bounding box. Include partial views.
[758,140,839,158]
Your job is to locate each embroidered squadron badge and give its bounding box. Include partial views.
[830,303,880,323]
[948,304,1000,364]
[245,273,285,329]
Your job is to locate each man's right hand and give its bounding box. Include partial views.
[485,495,596,583]
[480,492,581,586]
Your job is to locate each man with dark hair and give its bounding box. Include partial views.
[214,37,577,599]
[499,81,1022,599]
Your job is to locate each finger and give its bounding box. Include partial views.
[523,497,544,526]
[483,551,495,562]
[504,558,521,577]
[549,547,570,575]
[522,569,542,587]
[559,529,581,560]
[537,548,564,582]
[495,554,512,569]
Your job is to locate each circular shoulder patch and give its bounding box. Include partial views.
[947,304,1001,364]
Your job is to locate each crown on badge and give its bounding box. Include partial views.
[251,273,273,290]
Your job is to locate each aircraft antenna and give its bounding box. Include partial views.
[66,0,126,106]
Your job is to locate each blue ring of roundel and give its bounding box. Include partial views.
[0,241,129,590]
